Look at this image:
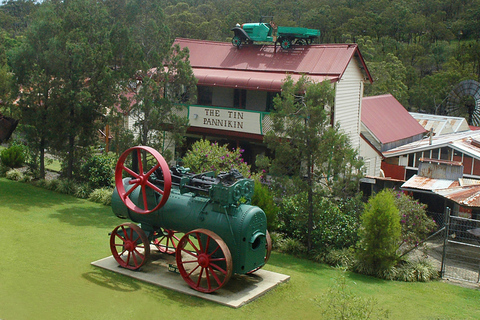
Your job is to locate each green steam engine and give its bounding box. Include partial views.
[110,146,271,293]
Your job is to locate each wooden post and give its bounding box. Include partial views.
[105,124,110,153]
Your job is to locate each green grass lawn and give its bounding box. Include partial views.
[45,157,62,172]
[1,178,480,320]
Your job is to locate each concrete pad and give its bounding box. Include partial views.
[91,248,290,308]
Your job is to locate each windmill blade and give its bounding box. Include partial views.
[446,80,480,125]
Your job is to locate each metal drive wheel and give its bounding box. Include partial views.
[247,230,272,274]
[176,229,233,293]
[115,146,171,214]
[153,229,179,255]
[110,223,150,270]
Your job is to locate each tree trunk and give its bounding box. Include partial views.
[39,137,45,179]
[67,134,75,180]
[307,159,314,252]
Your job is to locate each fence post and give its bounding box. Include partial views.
[441,207,451,278]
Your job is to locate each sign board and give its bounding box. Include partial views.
[189,106,262,135]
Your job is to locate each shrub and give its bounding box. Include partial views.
[19,174,33,183]
[276,236,307,256]
[56,179,77,195]
[0,144,25,168]
[392,191,437,253]
[75,183,92,199]
[33,179,48,188]
[89,188,113,206]
[251,180,279,230]
[395,259,438,282]
[320,272,390,319]
[6,169,23,181]
[79,153,116,189]
[325,248,356,269]
[0,162,8,176]
[45,179,60,191]
[278,192,359,254]
[357,190,401,274]
[182,139,251,177]
[269,231,284,250]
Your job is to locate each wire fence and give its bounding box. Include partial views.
[408,211,480,284]
[441,214,480,283]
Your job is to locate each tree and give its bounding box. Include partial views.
[109,0,196,163]
[0,33,15,115]
[126,46,196,162]
[357,190,401,274]
[9,3,62,178]
[264,75,363,251]
[0,0,38,37]
[364,53,409,105]
[10,0,116,179]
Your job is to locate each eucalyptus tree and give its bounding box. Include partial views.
[264,76,363,251]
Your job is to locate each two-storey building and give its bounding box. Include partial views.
[172,38,372,169]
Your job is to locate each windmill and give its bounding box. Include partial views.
[445,80,480,126]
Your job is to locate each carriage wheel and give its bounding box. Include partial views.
[110,223,150,270]
[232,36,242,48]
[176,229,233,293]
[153,229,179,255]
[115,146,171,214]
[295,39,307,46]
[247,230,272,274]
[280,38,292,50]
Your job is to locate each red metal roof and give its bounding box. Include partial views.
[362,94,427,144]
[436,185,480,208]
[174,38,372,91]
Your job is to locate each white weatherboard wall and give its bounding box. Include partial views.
[359,138,382,176]
[334,59,364,151]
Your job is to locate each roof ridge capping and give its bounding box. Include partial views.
[419,157,463,166]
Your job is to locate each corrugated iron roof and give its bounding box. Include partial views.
[401,175,458,191]
[383,130,480,158]
[435,185,480,208]
[459,178,480,186]
[361,94,427,144]
[410,113,470,136]
[174,38,372,91]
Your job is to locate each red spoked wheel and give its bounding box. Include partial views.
[153,229,179,255]
[110,223,150,270]
[176,229,233,293]
[115,146,171,214]
[247,230,272,274]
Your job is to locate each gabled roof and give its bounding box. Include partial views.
[361,94,427,144]
[174,38,372,91]
[410,112,471,136]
